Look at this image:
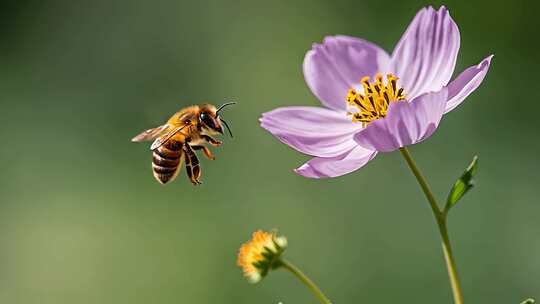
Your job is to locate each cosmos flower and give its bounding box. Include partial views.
[260,6,492,178]
[237,230,288,283]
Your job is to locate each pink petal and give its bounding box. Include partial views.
[260,106,361,158]
[444,55,493,113]
[354,88,448,152]
[390,6,460,98]
[304,35,391,111]
[295,146,377,179]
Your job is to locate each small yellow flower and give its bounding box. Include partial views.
[237,230,288,283]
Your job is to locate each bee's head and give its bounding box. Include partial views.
[199,102,235,137]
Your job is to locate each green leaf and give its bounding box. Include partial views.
[520,299,535,304]
[445,156,478,212]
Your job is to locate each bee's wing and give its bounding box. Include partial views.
[132,124,169,142]
[150,124,190,151]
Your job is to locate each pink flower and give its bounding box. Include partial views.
[260,6,492,178]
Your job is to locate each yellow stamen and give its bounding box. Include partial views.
[346,73,406,127]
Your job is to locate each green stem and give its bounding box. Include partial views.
[399,147,464,304]
[278,258,332,304]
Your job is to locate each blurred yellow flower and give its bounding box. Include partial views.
[237,230,287,283]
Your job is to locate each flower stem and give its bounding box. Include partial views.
[278,258,332,304]
[399,147,464,304]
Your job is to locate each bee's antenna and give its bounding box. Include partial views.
[216,102,236,115]
[220,118,234,138]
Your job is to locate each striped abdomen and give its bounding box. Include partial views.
[152,139,183,184]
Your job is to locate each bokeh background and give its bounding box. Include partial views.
[1,0,538,303]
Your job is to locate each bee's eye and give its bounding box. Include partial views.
[200,112,215,129]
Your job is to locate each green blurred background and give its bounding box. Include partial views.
[0,0,538,303]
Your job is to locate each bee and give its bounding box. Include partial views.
[132,102,235,185]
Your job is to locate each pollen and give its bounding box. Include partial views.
[346,73,406,126]
[237,230,287,283]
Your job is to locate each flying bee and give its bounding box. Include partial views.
[132,102,235,185]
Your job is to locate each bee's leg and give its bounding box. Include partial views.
[201,135,222,146]
[192,145,215,160]
[183,144,202,185]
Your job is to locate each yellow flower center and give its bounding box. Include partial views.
[346,73,406,126]
[237,230,287,283]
